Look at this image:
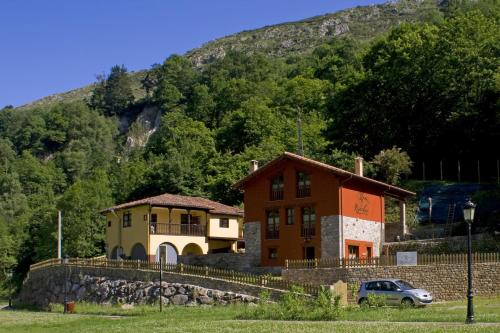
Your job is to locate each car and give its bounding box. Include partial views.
[357,279,433,307]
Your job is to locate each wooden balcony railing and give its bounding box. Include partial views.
[150,223,206,237]
[301,226,315,238]
[296,185,311,198]
[266,229,280,240]
[270,189,284,201]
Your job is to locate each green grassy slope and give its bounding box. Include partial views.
[16,0,443,110]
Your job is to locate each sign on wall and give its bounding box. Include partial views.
[396,251,417,266]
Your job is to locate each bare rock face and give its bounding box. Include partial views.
[318,19,350,37]
[125,106,161,150]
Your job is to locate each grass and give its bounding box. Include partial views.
[0,297,499,333]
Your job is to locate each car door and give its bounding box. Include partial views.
[380,281,401,305]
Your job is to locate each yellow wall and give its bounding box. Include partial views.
[149,235,209,258]
[105,205,149,258]
[207,215,239,239]
[105,205,242,260]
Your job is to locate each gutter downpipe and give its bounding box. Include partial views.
[339,174,353,260]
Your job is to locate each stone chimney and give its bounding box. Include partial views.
[249,160,259,174]
[355,157,363,177]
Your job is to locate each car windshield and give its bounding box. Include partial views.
[395,280,415,290]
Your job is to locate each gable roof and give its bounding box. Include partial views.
[234,152,415,199]
[102,193,244,217]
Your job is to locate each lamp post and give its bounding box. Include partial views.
[463,198,476,324]
[63,256,69,314]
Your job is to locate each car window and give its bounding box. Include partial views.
[366,282,382,290]
[396,280,415,290]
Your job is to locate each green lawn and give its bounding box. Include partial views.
[0,297,499,333]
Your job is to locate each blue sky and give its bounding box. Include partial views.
[0,1,386,107]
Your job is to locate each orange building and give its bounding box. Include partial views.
[235,152,415,266]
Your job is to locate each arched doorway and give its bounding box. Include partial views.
[182,243,203,255]
[131,243,147,261]
[110,246,124,259]
[156,243,178,264]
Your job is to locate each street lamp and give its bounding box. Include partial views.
[463,198,476,324]
[63,256,69,314]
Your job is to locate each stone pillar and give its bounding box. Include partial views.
[399,200,407,236]
[244,222,261,266]
[321,215,341,259]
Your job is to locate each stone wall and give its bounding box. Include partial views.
[321,215,340,258]
[178,253,281,275]
[18,265,287,308]
[282,262,500,301]
[385,221,406,243]
[244,221,261,264]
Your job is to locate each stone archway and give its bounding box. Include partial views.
[182,243,203,256]
[130,243,147,261]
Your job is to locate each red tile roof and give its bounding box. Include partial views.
[102,193,243,217]
[234,152,415,199]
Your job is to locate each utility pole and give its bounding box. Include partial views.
[159,256,163,312]
[58,210,62,259]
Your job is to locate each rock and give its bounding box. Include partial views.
[198,296,213,305]
[76,286,86,300]
[171,294,189,305]
[178,287,186,294]
[121,303,134,310]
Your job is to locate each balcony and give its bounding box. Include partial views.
[270,189,284,201]
[266,230,280,240]
[150,223,206,237]
[296,185,311,198]
[301,226,315,238]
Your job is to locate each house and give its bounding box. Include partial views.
[102,193,244,263]
[234,152,415,266]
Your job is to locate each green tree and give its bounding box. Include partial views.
[89,65,134,116]
[371,147,413,184]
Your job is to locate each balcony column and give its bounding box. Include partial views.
[187,209,191,234]
[399,200,407,237]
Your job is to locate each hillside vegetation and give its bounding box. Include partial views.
[17,0,445,110]
[0,0,499,293]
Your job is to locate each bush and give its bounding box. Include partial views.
[239,286,341,321]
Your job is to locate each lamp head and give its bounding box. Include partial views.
[463,198,476,224]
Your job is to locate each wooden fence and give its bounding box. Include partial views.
[286,252,500,269]
[29,257,320,296]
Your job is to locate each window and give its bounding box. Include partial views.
[219,218,229,228]
[296,172,311,197]
[123,212,132,228]
[301,207,315,237]
[181,214,201,224]
[107,220,112,227]
[286,208,295,225]
[151,214,157,223]
[367,247,372,258]
[348,245,359,259]
[365,281,381,291]
[268,248,278,259]
[270,174,284,200]
[266,210,280,239]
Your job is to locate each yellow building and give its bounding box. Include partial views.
[102,193,244,263]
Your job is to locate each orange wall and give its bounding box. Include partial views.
[341,185,384,222]
[244,158,340,266]
[344,239,374,258]
[243,158,386,266]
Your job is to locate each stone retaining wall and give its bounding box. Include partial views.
[18,265,287,308]
[178,253,281,275]
[282,262,500,301]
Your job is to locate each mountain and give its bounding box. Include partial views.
[17,0,444,110]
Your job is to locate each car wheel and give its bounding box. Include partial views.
[401,298,414,307]
[358,298,368,307]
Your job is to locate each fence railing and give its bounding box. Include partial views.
[29,257,321,296]
[150,223,206,236]
[286,252,500,269]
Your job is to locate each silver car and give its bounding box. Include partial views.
[357,279,433,307]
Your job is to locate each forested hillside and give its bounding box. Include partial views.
[0,0,499,292]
